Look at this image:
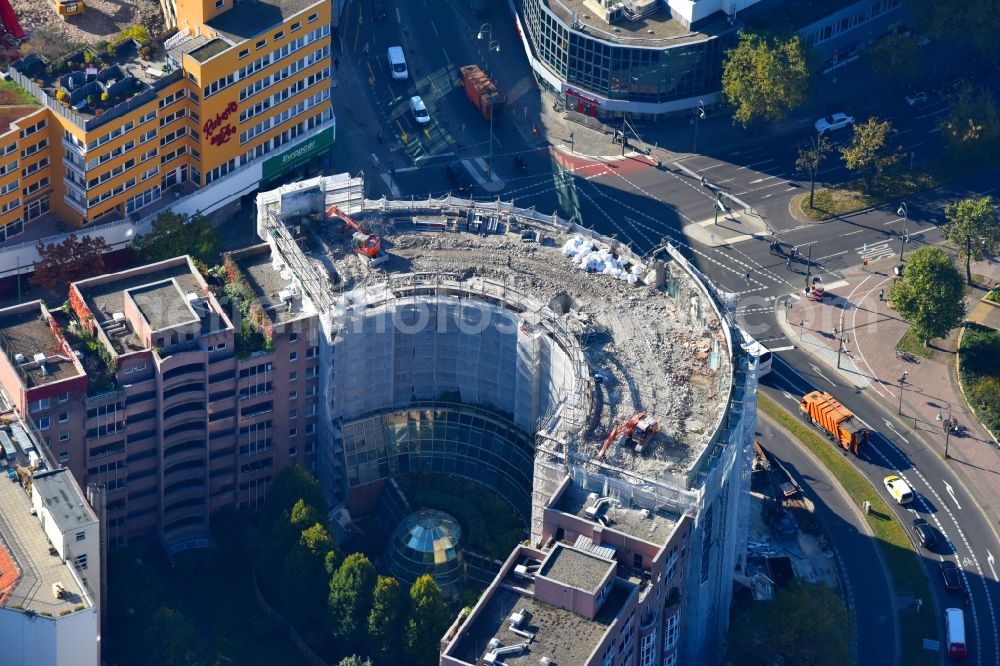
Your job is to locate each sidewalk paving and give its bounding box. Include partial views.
[774,256,1000,520]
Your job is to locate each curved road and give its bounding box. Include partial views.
[757,413,896,664]
[763,356,1000,666]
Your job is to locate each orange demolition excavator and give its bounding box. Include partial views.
[596,412,659,461]
[326,204,387,265]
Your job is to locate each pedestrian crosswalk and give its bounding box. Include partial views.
[856,239,895,263]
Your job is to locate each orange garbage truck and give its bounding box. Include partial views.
[799,390,869,454]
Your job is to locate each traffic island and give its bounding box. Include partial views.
[758,393,938,665]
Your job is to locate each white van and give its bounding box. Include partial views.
[387,46,408,80]
[946,608,967,659]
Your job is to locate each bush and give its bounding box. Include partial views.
[959,323,1000,437]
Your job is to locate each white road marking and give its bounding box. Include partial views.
[442,47,452,66]
[882,418,910,444]
[769,346,796,352]
[396,7,402,22]
[430,20,439,36]
[817,250,849,260]
[782,390,794,401]
[945,482,962,510]
[989,551,997,582]
[842,229,864,236]
[810,364,836,387]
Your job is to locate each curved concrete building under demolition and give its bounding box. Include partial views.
[255,175,759,666]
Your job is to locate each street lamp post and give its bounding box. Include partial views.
[476,24,500,76]
[937,408,958,458]
[897,371,908,415]
[693,100,705,153]
[835,312,850,369]
[897,202,908,263]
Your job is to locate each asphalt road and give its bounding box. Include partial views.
[757,412,896,664]
[763,356,1000,666]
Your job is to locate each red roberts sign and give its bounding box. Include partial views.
[204,101,238,146]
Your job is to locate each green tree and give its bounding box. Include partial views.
[943,195,998,285]
[889,246,967,346]
[368,576,408,665]
[32,233,109,291]
[281,521,337,625]
[721,31,810,128]
[143,607,210,666]
[905,0,1000,61]
[405,575,452,666]
[337,657,373,666]
[329,553,377,648]
[867,33,920,83]
[133,210,221,265]
[726,580,851,666]
[839,117,901,193]
[260,464,327,527]
[795,133,832,209]
[940,83,1000,151]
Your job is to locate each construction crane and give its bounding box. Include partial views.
[326,204,388,266]
[596,412,659,461]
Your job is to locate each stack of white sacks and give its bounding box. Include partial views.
[561,235,645,285]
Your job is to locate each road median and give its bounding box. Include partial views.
[758,393,937,665]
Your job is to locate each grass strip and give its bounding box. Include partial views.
[798,169,941,221]
[758,393,938,665]
[896,326,936,360]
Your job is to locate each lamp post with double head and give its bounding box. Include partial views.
[897,202,909,263]
[477,24,500,176]
[937,408,958,458]
[693,100,705,153]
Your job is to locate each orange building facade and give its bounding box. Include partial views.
[0,0,333,243]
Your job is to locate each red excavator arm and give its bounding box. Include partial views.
[596,412,659,461]
[326,204,382,259]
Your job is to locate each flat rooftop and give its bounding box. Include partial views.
[449,554,633,666]
[540,544,614,593]
[233,247,314,324]
[207,0,321,41]
[536,0,731,46]
[188,38,230,63]
[32,470,98,535]
[77,260,228,354]
[0,306,82,388]
[128,280,199,332]
[0,465,88,614]
[556,481,679,545]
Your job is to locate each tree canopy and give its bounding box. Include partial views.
[368,576,408,664]
[726,580,852,666]
[905,0,1000,61]
[405,575,452,666]
[143,607,210,666]
[888,246,967,345]
[32,233,109,291]
[940,83,1000,151]
[329,553,377,648]
[337,657,373,666]
[132,210,221,266]
[721,31,810,128]
[943,195,997,285]
[795,134,832,209]
[839,117,901,193]
[867,33,920,83]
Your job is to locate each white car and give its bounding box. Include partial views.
[905,91,928,106]
[815,113,855,134]
[883,474,914,505]
[409,96,430,125]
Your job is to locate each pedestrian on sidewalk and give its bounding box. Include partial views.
[879,288,885,302]
[746,271,752,283]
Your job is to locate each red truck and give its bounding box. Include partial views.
[460,64,503,121]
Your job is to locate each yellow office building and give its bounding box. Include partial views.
[0,0,333,242]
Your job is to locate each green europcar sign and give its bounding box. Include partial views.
[261,127,335,182]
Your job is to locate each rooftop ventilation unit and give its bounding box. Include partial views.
[112,312,126,324]
[33,352,46,364]
[14,353,25,364]
[540,658,552,666]
[509,609,526,629]
[278,290,293,303]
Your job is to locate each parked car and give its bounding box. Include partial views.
[445,163,474,194]
[883,474,914,505]
[409,95,430,125]
[815,113,855,134]
[940,560,961,592]
[905,90,928,106]
[912,518,937,548]
[373,0,387,20]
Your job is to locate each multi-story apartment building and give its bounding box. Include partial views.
[441,475,690,666]
[0,0,334,243]
[0,252,319,550]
